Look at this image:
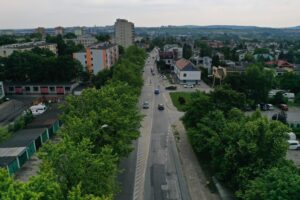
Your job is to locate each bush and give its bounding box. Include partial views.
[178,96,186,105]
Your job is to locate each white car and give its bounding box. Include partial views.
[184,84,194,88]
[288,140,300,150]
[267,104,274,110]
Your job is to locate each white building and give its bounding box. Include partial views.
[65,35,98,48]
[0,81,4,99]
[114,19,134,48]
[54,26,64,36]
[174,58,201,85]
[0,41,57,57]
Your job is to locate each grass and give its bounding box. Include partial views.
[169,92,193,112]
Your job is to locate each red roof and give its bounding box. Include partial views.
[266,60,294,68]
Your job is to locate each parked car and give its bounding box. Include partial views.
[288,140,300,150]
[158,104,164,110]
[143,101,149,109]
[183,84,194,88]
[266,104,274,110]
[154,89,160,94]
[279,104,288,111]
[257,103,268,111]
[165,85,177,90]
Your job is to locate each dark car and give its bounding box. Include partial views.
[165,86,177,90]
[257,103,268,111]
[154,89,160,94]
[158,104,164,110]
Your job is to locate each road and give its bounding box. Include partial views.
[139,51,190,200]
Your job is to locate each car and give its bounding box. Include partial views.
[266,104,274,110]
[279,104,288,111]
[288,140,300,150]
[143,101,149,109]
[257,103,268,111]
[158,104,164,110]
[165,86,177,90]
[183,84,194,88]
[154,89,160,94]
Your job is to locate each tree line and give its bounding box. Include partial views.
[0,46,147,199]
[182,86,300,199]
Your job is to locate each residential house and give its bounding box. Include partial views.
[73,43,119,75]
[163,44,183,59]
[191,56,212,74]
[174,58,201,84]
[54,26,64,36]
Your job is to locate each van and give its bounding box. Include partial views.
[288,140,300,150]
[30,103,47,116]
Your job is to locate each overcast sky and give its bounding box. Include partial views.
[0,0,299,29]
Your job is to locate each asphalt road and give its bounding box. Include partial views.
[143,53,190,200]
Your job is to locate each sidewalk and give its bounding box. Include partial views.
[164,92,220,200]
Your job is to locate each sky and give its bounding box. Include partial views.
[0,0,300,29]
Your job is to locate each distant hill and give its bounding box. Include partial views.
[287,26,300,30]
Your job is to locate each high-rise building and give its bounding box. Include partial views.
[114,19,134,48]
[54,26,64,36]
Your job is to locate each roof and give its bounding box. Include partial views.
[0,147,26,157]
[0,128,46,148]
[26,104,61,129]
[175,58,199,71]
[0,157,16,167]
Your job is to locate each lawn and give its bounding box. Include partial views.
[169,92,193,112]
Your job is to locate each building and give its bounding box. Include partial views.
[74,27,84,36]
[0,106,61,176]
[4,82,79,95]
[114,19,134,48]
[174,58,201,84]
[54,26,64,36]
[266,60,294,69]
[191,56,212,74]
[73,43,119,75]
[0,81,4,99]
[65,35,97,48]
[0,41,57,57]
[163,44,183,59]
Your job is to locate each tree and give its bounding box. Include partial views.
[270,92,288,105]
[92,68,113,89]
[277,72,300,94]
[0,35,17,46]
[238,164,300,200]
[212,55,220,67]
[95,34,110,42]
[183,44,192,59]
[0,127,10,144]
[64,32,77,39]
[210,86,247,113]
[41,138,118,197]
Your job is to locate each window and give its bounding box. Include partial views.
[65,87,71,91]
[183,73,187,77]
[9,86,14,91]
[49,87,55,92]
[25,87,30,92]
[33,86,39,92]
[85,60,87,64]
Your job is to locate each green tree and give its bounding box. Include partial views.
[0,127,10,144]
[92,68,114,89]
[238,164,300,200]
[0,35,17,46]
[183,44,192,59]
[277,72,300,93]
[95,34,110,42]
[212,55,220,67]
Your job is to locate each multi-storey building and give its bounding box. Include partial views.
[73,43,119,75]
[114,19,134,48]
[65,35,98,48]
[0,41,57,57]
[54,26,64,36]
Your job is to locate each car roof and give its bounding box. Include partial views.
[288,140,299,144]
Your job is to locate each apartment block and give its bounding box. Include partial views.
[65,35,97,47]
[0,41,57,57]
[73,43,119,75]
[114,19,134,48]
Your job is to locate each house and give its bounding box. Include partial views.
[163,44,183,59]
[159,51,175,66]
[73,43,119,75]
[191,56,212,74]
[0,81,4,99]
[65,35,98,48]
[174,58,201,85]
[266,60,294,69]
